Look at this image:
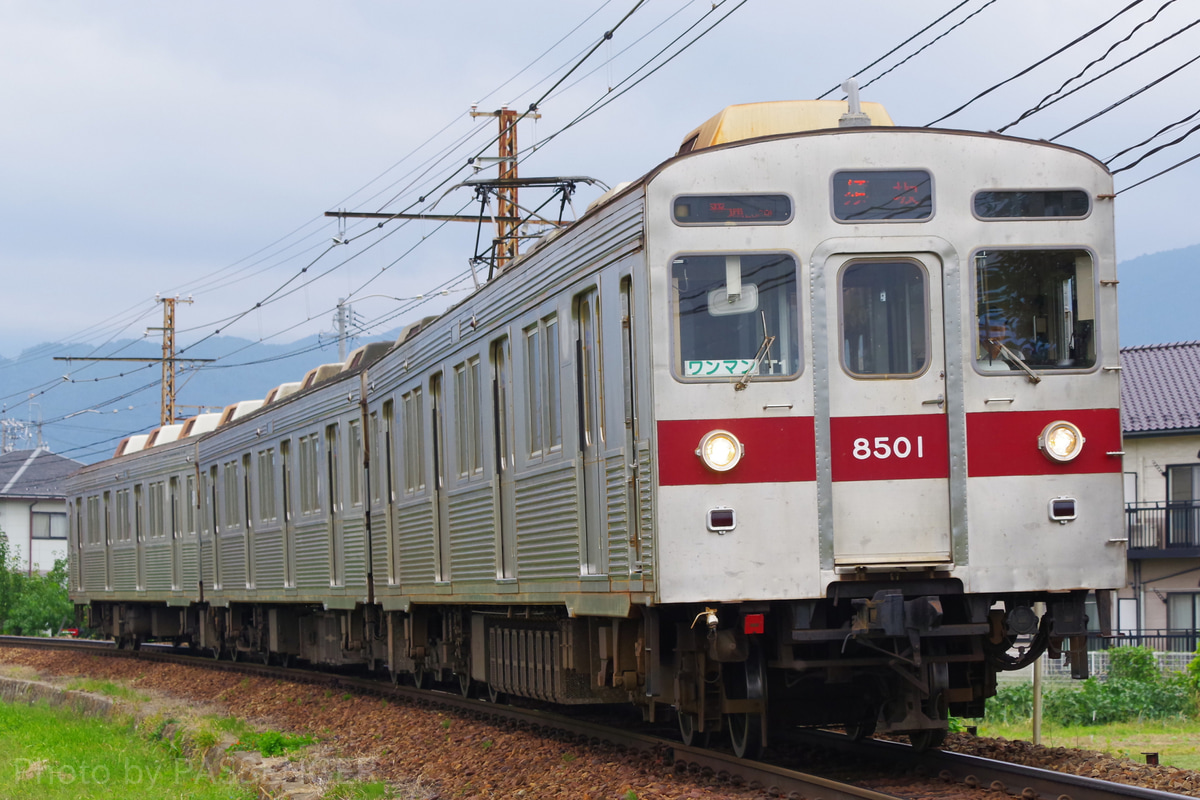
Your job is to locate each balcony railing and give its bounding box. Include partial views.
[1124,500,1200,552]
[1089,629,1200,654]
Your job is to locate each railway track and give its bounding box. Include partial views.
[1,636,1191,800]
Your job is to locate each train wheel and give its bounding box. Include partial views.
[677,711,710,748]
[209,646,223,661]
[845,718,877,742]
[457,673,473,698]
[485,683,505,704]
[725,644,765,760]
[412,665,431,690]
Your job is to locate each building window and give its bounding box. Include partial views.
[1167,593,1199,632]
[32,511,67,540]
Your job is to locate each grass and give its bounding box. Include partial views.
[978,718,1200,771]
[64,678,145,701]
[0,700,255,799]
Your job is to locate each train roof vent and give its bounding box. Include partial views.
[115,433,150,457]
[396,315,441,346]
[678,99,894,153]
[301,363,343,390]
[585,181,633,215]
[147,423,184,447]
[265,381,303,404]
[342,341,393,372]
[181,412,222,438]
[218,399,265,426]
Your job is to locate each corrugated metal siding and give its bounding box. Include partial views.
[293,520,330,589]
[515,462,580,580]
[369,508,390,583]
[638,444,655,584]
[111,546,137,592]
[253,528,285,589]
[143,543,172,592]
[447,484,496,581]
[341,514,368,589]
[83,549,106,593]
[605,455,629,577]
[396,497,436,584]
[218,533,247,589]
[180,539,199,593]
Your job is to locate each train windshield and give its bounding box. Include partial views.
[975,249,1096,372]
[671,252,799,381]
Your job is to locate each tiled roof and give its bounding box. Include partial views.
[0,449,83,499]
[1121,341,1200,434]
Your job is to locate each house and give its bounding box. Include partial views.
[1119,341,1200,653]
[0,448,83,574]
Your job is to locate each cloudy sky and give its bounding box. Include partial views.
[2,0,1197,368]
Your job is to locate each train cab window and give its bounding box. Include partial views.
[974,249,1096,372]
[671,253,799,381]
[974,190,1089,218]
[840,261,928,377]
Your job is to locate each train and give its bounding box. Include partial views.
[67,95,1126,757]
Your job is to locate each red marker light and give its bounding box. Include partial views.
[743,613,765,635]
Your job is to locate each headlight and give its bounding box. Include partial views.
[696,430,743,472]
[1039,421,1084,463]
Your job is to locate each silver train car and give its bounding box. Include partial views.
[68,99,1125,756]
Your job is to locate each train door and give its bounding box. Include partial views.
[209,466,221,590]
[822,255,952,566]
[170,476,182,591]
[134,483,145,591]
[620,277,643,572]
[325,423,344,587]
[575,288,606,575]
[381,401,398,584]
[102,491,113,591]
[243,454,255,589]
[431,373,451,582]
[280,439,295,588]
[492,337,517,578]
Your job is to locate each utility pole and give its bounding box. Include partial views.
[152,296,192,426]
[336,298,349,361]
[55,296,213,427]
[470,105,540,271]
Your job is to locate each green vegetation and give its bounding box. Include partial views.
[65,678,145,701]
[229,729,314,758]
[985,646,1198,727]
[325,781,404,799]
[0,530,74,636]
[0,700,254,799]
[981,645,1200,770]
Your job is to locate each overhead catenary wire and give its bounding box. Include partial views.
[1106,105,1200,164]
[1049,49,1200,141]
[858,0,999,92]
[998,12,1200,133]
[925,0,1147,127]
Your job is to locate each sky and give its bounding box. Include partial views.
[2,0,1198,421]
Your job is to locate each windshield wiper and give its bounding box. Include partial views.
[987,338,1042,384]
[735,311,776,391]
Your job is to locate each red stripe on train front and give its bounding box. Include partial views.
[966,408,1122,477]
[656,417,816,486]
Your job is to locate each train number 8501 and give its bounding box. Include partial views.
[852,436,925,460]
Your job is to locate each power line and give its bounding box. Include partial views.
[998,10,1199,133]
[859,0,999,92]
[925,0,1147,127]
[1106,105,1200,163]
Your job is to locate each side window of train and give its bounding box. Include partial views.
[298,434,321,514]
[840,260,929,377]
[402,388,426,495]
[454,357,484,480]
[257,448,276,523]
[671,253,800,381]
[974,190,1089,219]
[523,314,563,458]
[348,420,364,506]
[87,495,100,545]
[148,481,165,539]
[223,460,240,529]
[185,474,196,535]
[974,249,1097,372]
[115,488,130,542]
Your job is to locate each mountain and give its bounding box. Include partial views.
[1118,243,1200,347]
[0,332,396,464]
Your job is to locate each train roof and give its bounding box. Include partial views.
[678,99,894,153]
